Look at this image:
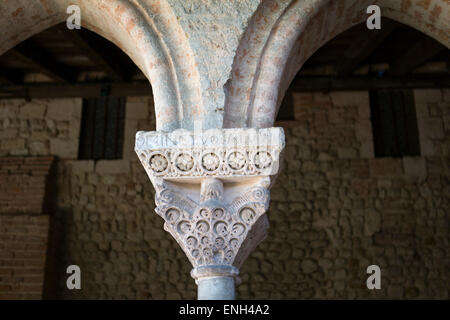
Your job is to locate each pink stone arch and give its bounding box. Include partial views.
[224,0,450,129]
[0,0,203,131]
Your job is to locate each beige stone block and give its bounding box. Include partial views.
[67,160,95,174]
[29,140,49,156]
[46,98,82,121]
[95,160,130,174]
[421,119,444,139]
[355,120,373,141]
[360,141,374,159]
[292,93,313,106]
[10,148,28,156]
[443,89,450,102]
[71,99,83,119]
[313,92,331,102]
[126,102,149,120]
[328,109,343,123]
[123,138,138,160]
[50,138,78,158]
[443,116,450,131]
[1,138,25,150]
[0,129,18,139]
[419,137,435,157]
[124,119,138,140]
[330,91,369,107]
[0,103,19,119]
[415,103,429,118]
[68,119,81,139]
[403,157,427,180]
[414,89,442,104]
[337,147,358,159]
[126,96,150,103]
[364,209,381,236]
[370,158,403,177]
[19,102,46,119]
[358,102,371,120]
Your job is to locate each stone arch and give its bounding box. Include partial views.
[224,0,450,129]
[0,0,203,131]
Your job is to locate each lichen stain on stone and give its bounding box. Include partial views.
[114,5,127,20]
[126,18,137,33]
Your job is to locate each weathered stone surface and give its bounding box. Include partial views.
[95,160,130,175]
[135,127,285,289]
[301,259,318,274]
[0,0,448,300]
[126,102,149,120]
[19,102,46,119]
[46,99,82,121]
[364,209,381,237]
[370,159,403,177]
[50,138,78,159]
[403,158,427,180]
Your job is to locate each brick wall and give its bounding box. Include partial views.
[0,92,448,299]
[0,156,53,300]
[0,157,54,214]
[0,215,49,299]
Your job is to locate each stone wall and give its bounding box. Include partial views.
[0,98,81,158]
[0,90,448,299]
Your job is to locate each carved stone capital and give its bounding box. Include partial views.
[135,128,285,282]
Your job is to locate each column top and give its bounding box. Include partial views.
[135,127,285,180]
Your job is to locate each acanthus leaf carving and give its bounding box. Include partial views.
[136,128,285,282]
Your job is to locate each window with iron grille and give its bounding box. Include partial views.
[369,90,420,158]
[78,97,125,160]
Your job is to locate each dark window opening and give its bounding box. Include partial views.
[370,90,420,158]
[78,97,125,160]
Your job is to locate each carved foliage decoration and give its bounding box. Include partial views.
[154,179,270,269]
[137,128,285,273]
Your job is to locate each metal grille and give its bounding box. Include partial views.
[370,90,420,158]
[78,97,125,160]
